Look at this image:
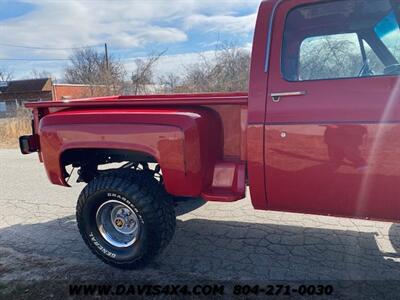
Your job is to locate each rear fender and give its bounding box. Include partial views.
[39,107,223,196]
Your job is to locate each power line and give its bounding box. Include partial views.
[0,56,143,62]
[0,58,69,61]
[0,45,151,62]
[0,43,103,50]
[0,42,143,52]
[0,42,135,61]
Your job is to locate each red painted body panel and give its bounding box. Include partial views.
[265,124,400,221]
[246,0,277,209]
[31,92,249,200]
[28,93,249,162]
[205,104,248,160]
[39,107,225,196]
[264,0,400,222]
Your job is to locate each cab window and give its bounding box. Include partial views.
[282,0,400,81]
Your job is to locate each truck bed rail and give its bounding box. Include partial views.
[25,92,248,109]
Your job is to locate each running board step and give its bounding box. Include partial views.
[201,162,246,202]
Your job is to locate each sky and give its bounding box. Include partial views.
[0,0,260,81]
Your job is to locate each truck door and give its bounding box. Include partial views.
[265,0,400,221]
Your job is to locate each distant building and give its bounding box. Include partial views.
[52,83,109,101]
[0,78,52,117]
[0,78,111,117]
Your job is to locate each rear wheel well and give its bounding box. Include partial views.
[61,148,159,184]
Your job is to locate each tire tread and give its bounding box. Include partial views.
[76,169,176,269]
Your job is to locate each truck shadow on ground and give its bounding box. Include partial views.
[1,200,399,281]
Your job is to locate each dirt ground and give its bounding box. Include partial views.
[0,117,31,149]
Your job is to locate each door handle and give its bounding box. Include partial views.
[271,91,307,103]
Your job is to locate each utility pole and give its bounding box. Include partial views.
[104,43,110,93]
[104,43,109,71]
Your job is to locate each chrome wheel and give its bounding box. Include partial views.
[96,200,140,248]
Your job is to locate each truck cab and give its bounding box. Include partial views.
[249,0,400,221]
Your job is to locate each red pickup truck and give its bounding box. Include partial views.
[20,0,400,269]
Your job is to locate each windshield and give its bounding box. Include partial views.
[375,11,400,61]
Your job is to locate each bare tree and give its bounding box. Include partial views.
[30,69,53,79]
[64,48,126,95]
[158,73,181,93]
[0,67,13,82]
[127,50,166,95]
[299,37,359,80]
[181,43,250,93]
[297,36,390,80]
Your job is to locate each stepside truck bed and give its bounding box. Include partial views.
[22,92,249,202]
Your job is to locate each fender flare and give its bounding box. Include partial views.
[39,107,223,196]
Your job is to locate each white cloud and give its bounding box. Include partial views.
[0,0,259,79]
[0,0,258,51]
[184,13,257,35]
[0,1,189,54]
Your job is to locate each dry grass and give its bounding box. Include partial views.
[0,110,31,148]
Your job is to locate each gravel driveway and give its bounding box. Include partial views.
[1,149,400,298]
